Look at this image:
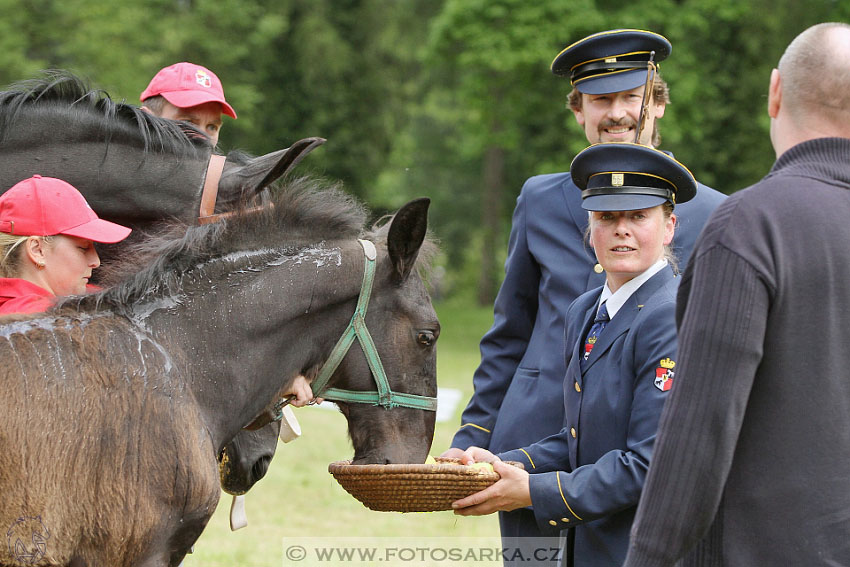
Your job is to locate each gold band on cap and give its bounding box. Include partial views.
[588,171,676,190]
[570,50,653,74]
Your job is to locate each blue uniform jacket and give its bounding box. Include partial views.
[451,171,723,455]
[500,267,679,566]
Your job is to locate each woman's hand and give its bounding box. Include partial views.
[455,446,497,465]
[439,447,466,460]
[451,460,532,516]
[284,375,323,407]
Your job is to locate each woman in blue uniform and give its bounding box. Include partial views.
[452,142,696,567]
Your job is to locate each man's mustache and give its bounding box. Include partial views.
[599,118,638,129]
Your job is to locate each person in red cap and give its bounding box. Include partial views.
[140,61,237,145]
[0,175,132,315]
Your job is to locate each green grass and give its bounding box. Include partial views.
[184,299,498,566]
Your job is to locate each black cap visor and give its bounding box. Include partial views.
[581,189,670,212]
[574,64,653,94]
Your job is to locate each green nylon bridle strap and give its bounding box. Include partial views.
[308,239,438,412]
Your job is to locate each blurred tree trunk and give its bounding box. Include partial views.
[477,140,504,306]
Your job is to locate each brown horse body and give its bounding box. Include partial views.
[0,316,218,566]
[0,183,438,566]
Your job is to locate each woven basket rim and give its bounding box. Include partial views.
[328,457,523,479]
[328,457,524,512]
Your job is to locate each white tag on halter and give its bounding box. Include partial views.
[229,494,248,531]
[358,239,377,261]
[279,404,302,443]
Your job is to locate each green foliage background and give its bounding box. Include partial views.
[2,0,849,302]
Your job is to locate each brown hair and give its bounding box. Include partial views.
[140,94,167,115]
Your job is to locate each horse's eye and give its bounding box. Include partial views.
[417,331,435,347]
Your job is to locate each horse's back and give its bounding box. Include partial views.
[0,87,210,225]
[0,313,218,565]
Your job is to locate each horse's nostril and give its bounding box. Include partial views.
[251,455,273,482]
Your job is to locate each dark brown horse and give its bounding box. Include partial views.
[0,71,323,494]
[0,180,439,566]
[0,71,324,236]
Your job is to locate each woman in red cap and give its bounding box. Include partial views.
[0,175,132,315]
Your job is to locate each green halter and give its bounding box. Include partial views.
[308,239,438,411]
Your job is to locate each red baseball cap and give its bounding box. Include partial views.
[0,176,132,243]
[140,62,237,119]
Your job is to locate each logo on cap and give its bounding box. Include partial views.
[195,70,212,89]
[612,173,624,187]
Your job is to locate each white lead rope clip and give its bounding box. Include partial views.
[229,405,302,531]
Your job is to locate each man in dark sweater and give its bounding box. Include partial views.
[623,22,850,567]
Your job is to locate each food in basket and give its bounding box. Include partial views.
[468,461,495,473]
[423,454,494,472]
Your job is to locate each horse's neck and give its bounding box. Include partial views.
[0,111,210,226]
[141,241,366,450]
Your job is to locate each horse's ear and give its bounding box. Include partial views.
[219,137,326,203]
[387,198,430,282]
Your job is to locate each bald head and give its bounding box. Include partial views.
[768,23,850,156]
[778,23,850,127]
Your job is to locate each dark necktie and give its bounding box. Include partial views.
[582,301,609,367]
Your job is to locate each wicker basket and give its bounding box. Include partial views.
[328,457,524,512]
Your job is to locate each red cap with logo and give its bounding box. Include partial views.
[0,176,132,243]
[140,62,237,119]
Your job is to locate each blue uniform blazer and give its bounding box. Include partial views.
[451,171,723,455]
[500,268,679,566]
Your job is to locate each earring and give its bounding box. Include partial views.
[37,260,45,268]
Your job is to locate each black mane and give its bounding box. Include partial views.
[0,70,211,155]
[76,176,371,312]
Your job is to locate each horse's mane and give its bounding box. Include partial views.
[73,176,371,312]
[0,70,211,154]
[60,176,435,317]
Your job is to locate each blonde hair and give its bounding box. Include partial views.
[0,233,53,277]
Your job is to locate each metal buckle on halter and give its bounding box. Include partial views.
[309,239,437,412]
[244,239,436,432]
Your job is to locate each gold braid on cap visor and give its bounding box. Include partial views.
[582,171,677,204]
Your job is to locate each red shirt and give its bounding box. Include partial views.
[0,278,55,315]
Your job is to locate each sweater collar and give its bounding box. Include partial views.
[769,137,850,186]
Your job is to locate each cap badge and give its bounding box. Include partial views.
[611,173,624,187]
[195,70,212,89]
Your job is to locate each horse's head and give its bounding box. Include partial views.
[218,422,281,495]
[87,184,440,490]
[219,198,439,488]
[327,198,439,465]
